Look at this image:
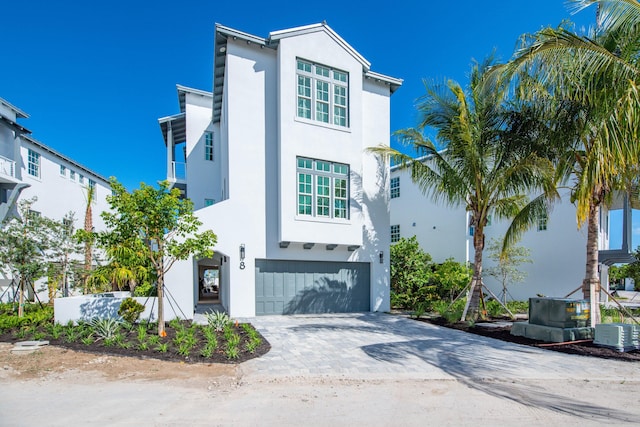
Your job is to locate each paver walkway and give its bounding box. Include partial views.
[239,312,639,381]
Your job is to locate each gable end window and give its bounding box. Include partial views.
[27,149,40,178]
[390,177,400,199]
[296,59,349,127]
[297,157,349,220]
[205,132,214,161]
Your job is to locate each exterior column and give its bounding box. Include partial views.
[166,122,174,180]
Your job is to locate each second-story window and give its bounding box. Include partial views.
[297,157,349,219]
[60,165,66,176]
[88,179,96,190]
[70,170,76,181]
[296,59,349,127]
[27,149,40,178]
[390,177,400,199]
[205,132,214,161]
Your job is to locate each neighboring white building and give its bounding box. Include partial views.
[0,96,112,300]
[160,23,402,318]
[389,166,630,302]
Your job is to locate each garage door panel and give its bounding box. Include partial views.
[255,260,370,315]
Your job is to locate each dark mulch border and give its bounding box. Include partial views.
[421,317,640,362]
[0,321,271,364]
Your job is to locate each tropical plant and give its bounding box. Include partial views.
[506,0,640,324]
[95,179,217,336]
[205,310,231,332]
[370,59,555,320]
[90,317,122,340]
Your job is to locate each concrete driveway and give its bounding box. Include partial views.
[241,312,637,381]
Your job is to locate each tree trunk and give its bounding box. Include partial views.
[583,199,601,326]
[18,277,25,317]
[157,272,165,336]
[462,224,485,321]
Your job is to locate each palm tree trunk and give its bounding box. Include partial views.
[582,199,601,326]
[83,186,94,294]
[462,224,485,321]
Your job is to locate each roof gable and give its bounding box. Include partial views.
[268,23,370,71]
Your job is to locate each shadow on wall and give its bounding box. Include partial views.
[79,297,121,321]
[283,273,369,314]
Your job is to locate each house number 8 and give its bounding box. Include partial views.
[239,261,245,270]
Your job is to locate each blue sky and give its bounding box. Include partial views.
[1,1,636,246]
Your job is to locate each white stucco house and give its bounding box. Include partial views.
[160,23,402,318]
[0,96,112,301]
[389,165,634,302]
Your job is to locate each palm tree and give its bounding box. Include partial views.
[506,0,640,324]
[83,184,95,294]
[370,59,555,320]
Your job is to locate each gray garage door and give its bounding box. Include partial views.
[255,260,370,315]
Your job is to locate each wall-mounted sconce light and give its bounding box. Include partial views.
[240,244,246,260]
[379,251,384,264]
[223,256,227,263]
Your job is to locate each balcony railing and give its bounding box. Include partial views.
[170,161,186,182]
[0,154,16,179]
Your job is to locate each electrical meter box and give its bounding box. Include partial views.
[528,297,590,328]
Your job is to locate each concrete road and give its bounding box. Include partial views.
[1,313,639,426]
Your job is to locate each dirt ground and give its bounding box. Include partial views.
[0,343,237,386]
[3,340,640,425]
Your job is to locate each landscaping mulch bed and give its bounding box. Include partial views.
[0,321,271,364]
[422,317,640,362]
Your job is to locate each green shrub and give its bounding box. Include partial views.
[390,237,435,310]
[506,300,528,314]
[118,298,145,324]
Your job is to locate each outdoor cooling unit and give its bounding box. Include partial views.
[528,297,590,328]
[594,323,640,352]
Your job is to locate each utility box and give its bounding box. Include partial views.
[529,298,590,328]
[594,323,640,352]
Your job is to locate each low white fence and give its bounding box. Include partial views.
[54,293,181,324]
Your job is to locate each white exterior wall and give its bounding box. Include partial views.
[164,24,399,317]
[390,168,591,301]
[18,141,111,231]
[277,31,364,247]
[183,92,218,210]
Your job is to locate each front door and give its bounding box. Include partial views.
[198,266,220,303]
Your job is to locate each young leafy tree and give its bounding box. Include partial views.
[47,211,83,298]
[97,179,217,336]
[0,198,56,316]
[485,237,532,306]
[370,59,555,320]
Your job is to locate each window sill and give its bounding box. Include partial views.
[294,116,351,133]
[295,215,351,225]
